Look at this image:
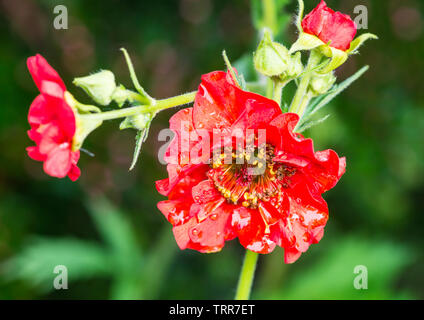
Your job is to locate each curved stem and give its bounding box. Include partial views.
[235,250,259,300]
[272,79,289,108]
[80,91,197,121]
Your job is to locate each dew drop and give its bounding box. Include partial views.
[210,214,218,221]
[192,228,199,236]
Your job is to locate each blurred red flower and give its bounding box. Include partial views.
[302,0,357,51]
[156,70,346,263]
[26,54,80,181]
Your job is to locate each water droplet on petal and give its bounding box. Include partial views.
[210,214,218,220]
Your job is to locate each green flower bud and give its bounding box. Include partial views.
[309,71,336,96]
[111,84,132,107]
[120,112,153,131]
[254,30,291,77]
[73,70,116,106]
[284,52,303,80]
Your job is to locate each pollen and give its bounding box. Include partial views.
[208,143,297,209]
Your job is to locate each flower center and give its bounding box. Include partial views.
[208,144,296,209]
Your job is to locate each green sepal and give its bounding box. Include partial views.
[72,115,103,151]
[318,47,348,74]
[309,71,336,96]
[64,92,103,151]
[289,33,324,55]
[120,48,154,105]
[346,33,379,54]
[119,112,155,170]
[129,128,149,171]
[295,0,305,33]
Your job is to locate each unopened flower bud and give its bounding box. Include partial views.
[254,30,291,77]
[120,112,153,131]
[73,70,116,106]
[309,71,336,96]
[284,52,303,80]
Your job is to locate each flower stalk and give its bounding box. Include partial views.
[235,250,259,300]
[79,91,197,122]
[289,49,321,116]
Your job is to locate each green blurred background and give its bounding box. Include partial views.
[0,0,423,299]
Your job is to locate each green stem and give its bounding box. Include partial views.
[263,0,277,33]
[80,91,197,121]
[235,250,259,300]
[296,91,313,120]
[272,79,289,108]
[288,50,321,115]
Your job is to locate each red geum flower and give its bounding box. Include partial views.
[156,70,346,263]
[301,0,357,51]
[26,54,81,181]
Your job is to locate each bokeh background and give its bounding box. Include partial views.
[0,0,423,299]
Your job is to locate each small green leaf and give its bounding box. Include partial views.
[129,127,149,171]
[301,65,369,125]
[222,50,241,87]
[347,33,378,54]
[296,114,330,133]
[119,112,154,170]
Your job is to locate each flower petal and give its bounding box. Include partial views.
[27,54,66,93]
[43,144,72,178]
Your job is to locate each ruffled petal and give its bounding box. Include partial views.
[27,54,66,93]
[158,199,194,226]
[193,71,281,132]
[232,207,277,254]
[28,95,50,126]
[26,146,46,161]
[301,0,356,51]
[188,203,234,252]
[43,143,72,178]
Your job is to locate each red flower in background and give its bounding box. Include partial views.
[156,70,346,263]
[26,54,80,181]
[302,0,357,51]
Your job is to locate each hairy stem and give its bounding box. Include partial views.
[80,91,197,121]
[289,50,321,115]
